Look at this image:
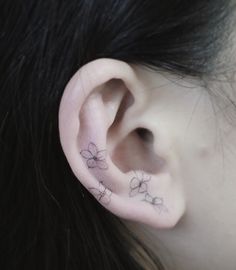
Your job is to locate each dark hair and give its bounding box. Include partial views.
[0,1,234,269]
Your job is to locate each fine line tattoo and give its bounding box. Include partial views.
[88,181,112,205]
[128,170,168,214]
[80,142,108,170]
[129,171,151,197]
[142,192,168,214]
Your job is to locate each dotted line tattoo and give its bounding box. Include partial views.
[88,181,112,205]
[129,171,168,214]
[80,142,108,170]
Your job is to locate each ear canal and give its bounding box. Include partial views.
[108,126,167,175]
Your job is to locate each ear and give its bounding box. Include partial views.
[58,58,185,229]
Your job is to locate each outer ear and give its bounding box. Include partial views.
[58,58,185,229]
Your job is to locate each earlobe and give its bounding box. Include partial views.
[58,58,186,229]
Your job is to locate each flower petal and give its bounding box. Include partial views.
[130,177,139,189]
[97,160,108,169]
[153,197,163,205]
[144,193,153,203]
[88,142,98,156]
[87,158,97,168]
[135,170,142,180]
[89,188,102,200]
[80,150,93,159]
[97,150,107,160]
[105,188,112,197]
[100,194,111,205]
[98,182,106,192]
[139,183,148,193]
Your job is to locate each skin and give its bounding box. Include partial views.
[124,66,236,270]
[59,57,236,270]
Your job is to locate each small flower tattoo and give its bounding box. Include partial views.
[88,181,112,205]
[142,192,168,214]
[129,171,151,197]
[80,142,108,170]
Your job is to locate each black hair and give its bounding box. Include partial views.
[0,1,234,269]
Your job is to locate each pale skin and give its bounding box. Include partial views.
[58,58,236,270]
[124,66,236,270]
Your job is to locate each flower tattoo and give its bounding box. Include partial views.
[129,171,151,197]
[80,142,108,170]
[142,192,168,214]
[88,181,112,205]
[128,171,168,214]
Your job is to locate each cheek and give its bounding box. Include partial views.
[180,119,236,229]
